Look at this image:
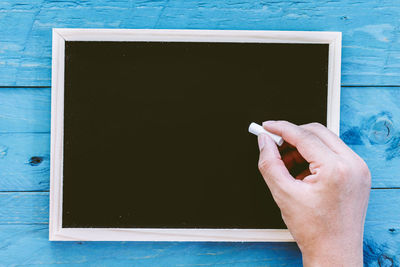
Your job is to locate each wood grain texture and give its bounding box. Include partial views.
[0,87,399,190]
[0,225,302,266]
[0,0,399,264]
[1,0,400,86]
[0,88,50,133]
[0,192,48,224]
[363,189,400,266]
[0,190,398,265]
[341,87,400,188]
[0,133,49,191]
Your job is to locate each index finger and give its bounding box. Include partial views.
[263,120,335,164]
[300,122,355,156]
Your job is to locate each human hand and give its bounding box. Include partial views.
[257,121,371,266]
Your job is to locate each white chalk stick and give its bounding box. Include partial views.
[248,122,284,146]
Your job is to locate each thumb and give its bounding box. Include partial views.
[258,134,296,195]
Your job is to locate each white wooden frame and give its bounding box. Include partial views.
[50,29,341,241]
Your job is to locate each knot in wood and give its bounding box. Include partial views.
[378,254,394,267]
[368,116,393,144]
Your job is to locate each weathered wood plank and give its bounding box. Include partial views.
[0,190,398,265]
[0,133,49,191]
[1,0,400,86]
[0,189,394,225]
[340,87,400,188]
[363,189,400,266]
[0,87,399,190]
[0,88,50,133]
[1,0,398,265]
[0,192,48,224]
[0,225,302,266]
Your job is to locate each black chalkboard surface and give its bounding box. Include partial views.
[62,41,328,229]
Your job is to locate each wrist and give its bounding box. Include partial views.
[300,235,363,267]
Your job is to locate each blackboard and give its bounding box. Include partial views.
[50,29,341,241]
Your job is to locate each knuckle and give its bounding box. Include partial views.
[300,128,316,140]
[358,158,371,179]
[308,122,325,129]
[302,122,325,132]
[258,159,271,174]
[258,158,278,176]
[351,156,371,188]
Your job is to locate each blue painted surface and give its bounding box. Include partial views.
[0,1,399,266]
[2,1,400,86]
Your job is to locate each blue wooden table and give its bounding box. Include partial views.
[0,1,399,266]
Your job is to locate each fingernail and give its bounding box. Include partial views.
[257,134,266,151]
[262,120,275,127]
